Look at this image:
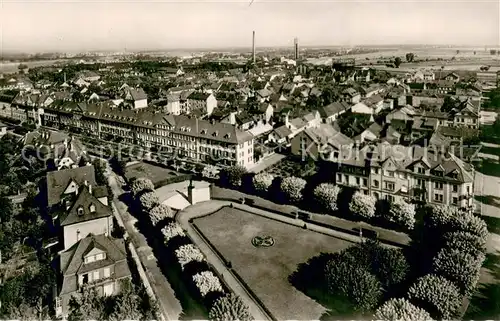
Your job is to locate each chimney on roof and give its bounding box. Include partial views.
[88,184,92,195]
[252,31,256,64]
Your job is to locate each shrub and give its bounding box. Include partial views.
[407,274,462,319]
[162,222,185,243]
[442,231,487,256]
[149,204,174,226]
[131,177,154,196]
[175,244,206,270]
[432,247,485,295]
[220,165,247,188]
[139,191,160,211]
[313,183,340,213]
[374,298,432,321]
[448,212,488,242]
[386,199,416,230]
[325,254,382,311]
[280,176,306,203]
[252,172,274,193]
[202,165,219,179]
[208,293,253,321]
[192,271,224,297]
[349,191,376,219]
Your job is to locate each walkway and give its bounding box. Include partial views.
[108,172,182,321]
[177,201,273,321]
[475,172,500,219]
[248,153,286,174]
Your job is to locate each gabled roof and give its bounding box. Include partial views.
[46,165,97,207]
[187,92,212,101]
[128,88,147,101]
[60,234,130,295]
[61,187,112,226]
[319,101,350,118]
[24,129,69,147]
[273,125,293,139]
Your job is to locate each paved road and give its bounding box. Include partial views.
[107,172,182,321]
[474,172,500,218]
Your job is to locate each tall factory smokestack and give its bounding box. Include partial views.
[294,37,299,60]
[252,31,256,64]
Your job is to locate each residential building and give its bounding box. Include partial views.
[124,88,148,109]
[0,121,7,137]
[334,144,474,210]
[56,234,131,318]
[318,101,350,123]
[187,92,217,116]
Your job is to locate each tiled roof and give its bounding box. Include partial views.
[24,129,70,147]
[187,92,211,101]
[61,187,112,226]
[46,165,97,207]
[129,88,147,101]
[60,234,130,295]
[274,125,293,139]
[319,101,350,118]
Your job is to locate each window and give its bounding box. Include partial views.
[356,177,360,185]
[417,179,425,187]
[434,182,443,190]
[401,185,408,193]
[434,194,443,202]
[371,168,380,174]
[76,229,81,241]
[373,192,379,199]
[362,178,367,187]
[89,204,96,213]
[384,182,395,191]
[386,195,394,202]
[82,274,89,285]
[337,174,342,183]
[466,186,470,194]
[85,255,95,264]
[417,167,425,174]
[452,197,458,205]
[373,180,379,188]
[452,185,458,193]
[384,170,395,177]
[93,271,100,281]
[77,206,84,216]
[103,268,110,278]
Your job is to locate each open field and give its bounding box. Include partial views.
[124,161,181,186]
[193,206,354,320]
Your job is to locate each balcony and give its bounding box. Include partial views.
[80,274,115,290]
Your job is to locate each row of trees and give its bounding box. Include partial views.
[374,205,488,320]
[223,167,416,231]
[130,177,253,321]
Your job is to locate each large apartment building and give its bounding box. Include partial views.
[41,103,255,169]
[334,144,474,211]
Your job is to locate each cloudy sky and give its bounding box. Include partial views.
[1,0,499,52]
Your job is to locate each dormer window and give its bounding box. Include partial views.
[89,204,96,213]
[186,127,191,132]
[201,129,207,135]
[77,206,84,216]
[213,131,218,137]
[225,133,231,139]
[84,252,106,264]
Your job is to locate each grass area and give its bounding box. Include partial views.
[266,157,318,178]
[475,195,500,209]
[124,162,181,187]
[475,160,500,177]
[481,215,500,234]
[194,206,354,320]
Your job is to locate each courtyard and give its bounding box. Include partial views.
[124,161,183,187]
[193,206,354,320]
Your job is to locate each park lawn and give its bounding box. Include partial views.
[481,146,500,157]
[194,207,356,320]
[124,162,180,187]
[476,160,500,178]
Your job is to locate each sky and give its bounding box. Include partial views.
[1,0,499,53]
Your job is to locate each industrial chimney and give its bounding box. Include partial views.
[294,37,299,60]
[252,31,256,64]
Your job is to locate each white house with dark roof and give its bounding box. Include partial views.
[60,185,113,250]
[125,88,148,109]
[187,92,217,116]
[56,234,131,317]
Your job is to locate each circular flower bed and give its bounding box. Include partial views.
[252,235,275,248]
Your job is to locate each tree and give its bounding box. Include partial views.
[149,204,174,226]
[92,159,107,186]
[441,96,456,113]
[0,195,13,223]
[386,199,416,230]
[442,231,486,256]
[405,53,415,63]
[192,271,224,297]
[109,155,126,176]
[209,293,253,321]
[432,248,485,295]
[67,288,106,321]
[349,191,376,219]
[371,247,409,289]
[313,183,340,213]
[448,212,488,242]
[131,177,154,196]
[374,298,432,321]
[252,172,274,194]
[325,256,382,311]
[407,274,462,319]
[220,165,247,188]
[280,176,307,203]
[139,191,160,211]
[394,57,402,68]
[426,204,457,229]
[162,222,186,244]
[175,244,206,269]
